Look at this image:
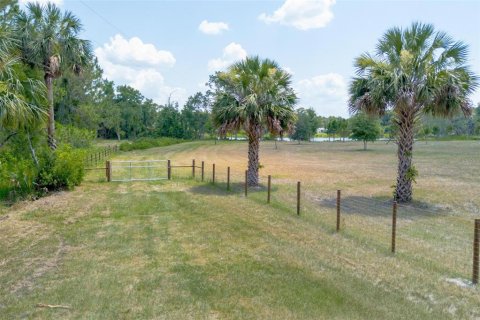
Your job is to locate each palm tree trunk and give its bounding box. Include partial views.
[45,75,57,150]
[395,110,415,202]
[247,124,261,186]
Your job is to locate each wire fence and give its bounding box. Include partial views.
[98,157,480,284]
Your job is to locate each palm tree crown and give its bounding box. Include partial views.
[0,25,46,131]
[349,22,478,202]
[212,56,298,185]
[15,2,92,148]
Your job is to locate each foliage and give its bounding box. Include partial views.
[210,56,297,185]
[119,137,184,152]
[349,22,479,202]
[56,123,96,148]
[0,23,46,130]
[0,148,37,200]
[15,2,93,148]
[35,144,86,191]
[211,56,298,138]
[0,135,86,201]
[290,108,318,141]
[349,113,381,150]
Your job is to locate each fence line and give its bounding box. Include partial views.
[98,157,479,284]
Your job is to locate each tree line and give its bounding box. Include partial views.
[0,0,478,203]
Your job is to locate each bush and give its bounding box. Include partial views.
[36,144,86,191]
[0,151,37,200]
[56,124,96,148]
[119,137,184,151]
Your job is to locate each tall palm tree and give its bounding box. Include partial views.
[15,2,92,149]
[0,24,46,137]
[211,56,297,186]
[349,22,478,202]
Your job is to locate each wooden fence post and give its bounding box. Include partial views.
[473,219,480,284]
[267,175,271,204]
[212,163,215,184]
[391,201,397,253]
[201,161,204,182]
[336,190,341,232]
[227,167,230,191]
[167,160,171,180]
[106,161,111,182]
[192,159,195,178]
[244,170,248,197]
[297,181,301,216]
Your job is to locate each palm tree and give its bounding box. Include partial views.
[15,2,92,149]
[349,22,478,202]
[0,24,46,142]
[211,56,297,186]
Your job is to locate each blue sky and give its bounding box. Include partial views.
[23,0,480,117]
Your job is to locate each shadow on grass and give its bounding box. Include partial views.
[188,182,272,196]
[318,196,448,219]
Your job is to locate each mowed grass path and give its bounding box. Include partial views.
[1,140,479,319]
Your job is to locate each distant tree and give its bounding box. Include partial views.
[115,85,145,139]
[290,108,318,142]
[337,118,350,141]
[326,118,339,141]
[475,104,480,134]
[16,2,92,149]
[211,56,297,186]
[349,113,381,150]
[349,22,478,202]
[157,102,184,138]
[182,92,209,139]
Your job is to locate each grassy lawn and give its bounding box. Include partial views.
[1,140,479,319]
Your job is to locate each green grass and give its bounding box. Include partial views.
[1,140,479,319]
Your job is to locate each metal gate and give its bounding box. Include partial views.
[110,160,168,182]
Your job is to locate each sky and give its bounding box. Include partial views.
[20,0,480,117]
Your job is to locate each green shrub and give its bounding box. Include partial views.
[56,124,96,148]
[119,137,184,152]
[36,144,86,191]
[0,151,37,200]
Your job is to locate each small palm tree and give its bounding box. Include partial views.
[16,2,92,149]
[349,22,478,202]
[0,25,46,136]
[211,56,297,186]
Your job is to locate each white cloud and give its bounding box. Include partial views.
[95,35,186,105]
[199,20,229,35]
[295,73,349,117]
[207,42,247,71]
[96,34,175,67]
[259,0,336,30]
[19,0,63,5]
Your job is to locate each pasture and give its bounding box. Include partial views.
[1,140,479,319]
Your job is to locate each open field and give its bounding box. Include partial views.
[1,140,479,319]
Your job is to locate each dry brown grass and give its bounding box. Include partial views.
[1,139,479,319]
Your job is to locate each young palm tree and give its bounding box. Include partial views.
[15,2,92,149]
[0,25,46,136]
[211,56,298,186]
[349,22,478,202]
